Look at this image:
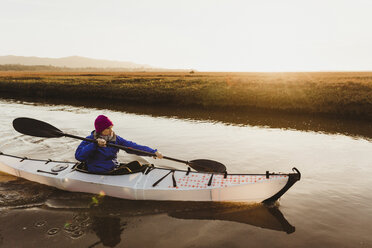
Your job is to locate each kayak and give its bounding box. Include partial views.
[0,152,300,203]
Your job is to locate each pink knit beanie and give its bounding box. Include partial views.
[94,115,113,133]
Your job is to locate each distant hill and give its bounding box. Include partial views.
[0,55,162,71]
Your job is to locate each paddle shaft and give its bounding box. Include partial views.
[63,133,190,164]
[12,117,226,172]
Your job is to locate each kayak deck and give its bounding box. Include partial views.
[0,152,301,203]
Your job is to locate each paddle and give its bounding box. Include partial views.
[12,117,227,173]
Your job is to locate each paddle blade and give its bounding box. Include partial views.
[13,117,64,138]
[189,159,226,173]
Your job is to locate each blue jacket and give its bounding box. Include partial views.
[75,131,157,173]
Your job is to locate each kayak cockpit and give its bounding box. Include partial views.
[74,161,150,176]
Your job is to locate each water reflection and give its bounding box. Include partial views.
[46,190,296,233]
[5,97,372,140]
[52,199,296,248]
[89,216,124,248]
[85,202,295,247]
[0,182,296,247]
[169,203,295,234]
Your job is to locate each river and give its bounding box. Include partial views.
[0,99,371,247]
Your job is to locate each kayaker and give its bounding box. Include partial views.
[75,115,162,173]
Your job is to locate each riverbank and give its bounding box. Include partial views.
[1,71,371,120]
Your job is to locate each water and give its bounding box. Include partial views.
[0,99,371,247]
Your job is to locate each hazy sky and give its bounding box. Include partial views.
[1,0,372,71]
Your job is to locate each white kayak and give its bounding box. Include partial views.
[0,152,301,203]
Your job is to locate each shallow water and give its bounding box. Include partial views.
[0,99,371,247]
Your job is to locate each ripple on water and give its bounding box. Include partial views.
[0,177,55,208]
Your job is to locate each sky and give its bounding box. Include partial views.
[1,0,372,71]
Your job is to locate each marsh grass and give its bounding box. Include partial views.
[0,71,371,119]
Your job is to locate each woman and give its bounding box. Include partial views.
[75,115,162,173]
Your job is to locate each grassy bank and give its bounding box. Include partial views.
[0,71,372,120]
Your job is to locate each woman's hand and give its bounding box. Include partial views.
[97,138,107,147]
[154,151,163,159]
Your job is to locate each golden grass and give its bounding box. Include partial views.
[0,71,371,119]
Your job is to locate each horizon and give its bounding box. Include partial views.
[1,54,372,73]
[1,0,372,72]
